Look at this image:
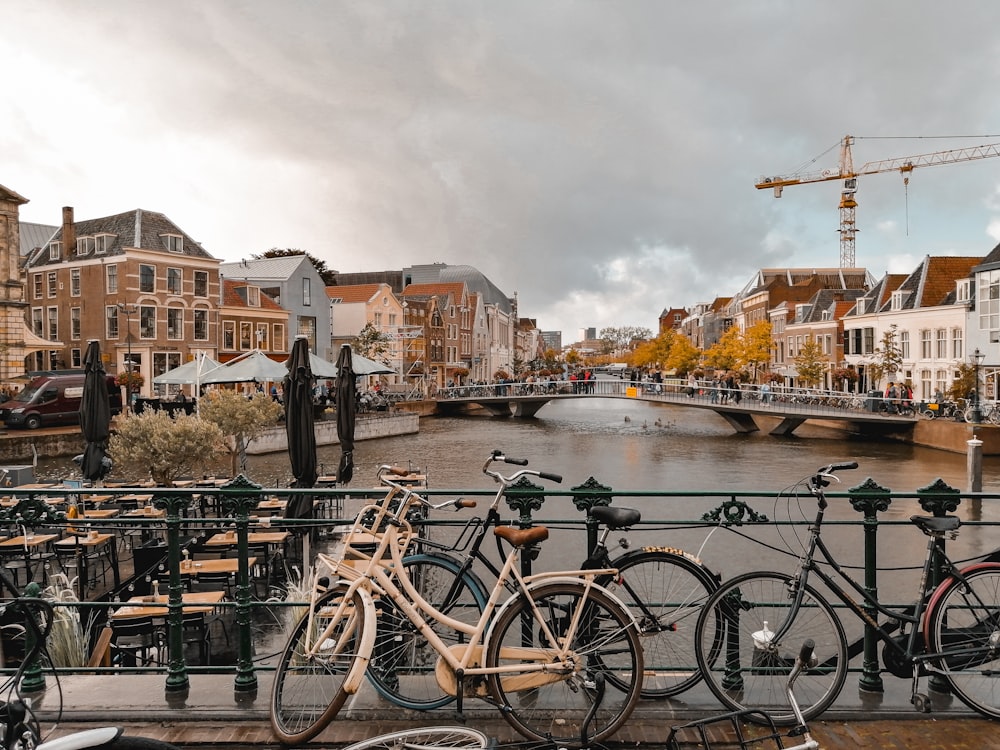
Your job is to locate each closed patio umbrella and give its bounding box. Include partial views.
[79,340,112,482]
[284,336,317,520]
[335,344,357,484]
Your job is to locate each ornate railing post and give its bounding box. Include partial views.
[570,477,613,557]
[504,476,547,581]
[157,489,194,694]
[917,477,961,694]
[19,582,45,693]
[219,474,262,695]
[848,477,891,693]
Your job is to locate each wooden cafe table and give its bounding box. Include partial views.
[111,590,226,620]
[0,533,58,589]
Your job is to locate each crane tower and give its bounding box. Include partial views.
[755,135,1000,268]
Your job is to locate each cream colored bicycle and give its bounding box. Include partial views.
[269,461,644,747]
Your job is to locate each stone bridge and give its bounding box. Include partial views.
[433,380,916,436]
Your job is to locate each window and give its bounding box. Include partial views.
[95,234,113,254]
[47,307,58,339]
[863,327,874,355]
[374,312,383,327]
[139,264,155,293]
[936,329,947,359]
[193,309,208,340]
[388,313,397,327]
[920,370,931,400]
[957,279,971,303]
[979,270,1000,332]
[256,324,269,349]
[298,316,316,350]
[167,268,182,295]
[162,234,184,253]
[139,306,156,338]
[272,323,285,352]
[246,287,260,307]
[921,330,932,358]
[194,271,208,297]
[47,242,61,260]
[106,306,119,338]
[76,237,95,255]
[302,277,311,306]
[70,307,81,340]
[152,353,182,395]
[891,291,908,310]
[31,308,42,336]
[935,369,949,395]
[223,321,236,350]
[167,308,183,339]
[240,322,252,350]
[71,348,81,368]
[69,269,81,297]
[900,330,910,358]
[32,274,42,300]
[47,272,57,297]
[952,328,963,359]
[106,264,118,294]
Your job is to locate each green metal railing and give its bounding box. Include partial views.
[1,475,996,703]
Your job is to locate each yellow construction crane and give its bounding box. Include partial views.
[755,134,1000,268]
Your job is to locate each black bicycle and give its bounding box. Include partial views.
[0,567,180,749]
[365,449,720,709]
[694,461,1000,725]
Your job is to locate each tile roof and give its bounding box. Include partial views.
[28,209,216,268]
[401,282,467,301]
[222,279,285,311]
[326,283,382,303]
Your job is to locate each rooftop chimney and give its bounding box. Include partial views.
[61,207,75,259]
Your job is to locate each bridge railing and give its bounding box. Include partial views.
[6,476,998,711]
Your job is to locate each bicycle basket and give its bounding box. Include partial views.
[666,709,791,750]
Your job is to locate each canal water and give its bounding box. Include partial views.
[35,396,1000,589]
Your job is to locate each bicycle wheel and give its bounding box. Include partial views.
[925,565,1000,719]
[604,548,718,697]
[270,583,369,745]
[341,727,488,750]
[694,571,847,725]
[485,582,643,747]
[367,553,488,709]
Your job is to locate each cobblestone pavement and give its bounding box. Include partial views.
[35,673,1000,749]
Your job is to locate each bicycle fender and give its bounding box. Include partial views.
[342,586,378,695]
[484,577,640,649]
[38,727,122,750]
[922,561,1000,643]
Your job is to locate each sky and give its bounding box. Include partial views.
[6,1,1000,341]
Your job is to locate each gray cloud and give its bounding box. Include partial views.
[6,1,1000,337]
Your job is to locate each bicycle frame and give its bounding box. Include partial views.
[303,482,624,698]
[769,482,990,677]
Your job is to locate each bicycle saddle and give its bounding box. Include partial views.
[590,506,641,529]
[910,515,960,534]
[495,525,549,547]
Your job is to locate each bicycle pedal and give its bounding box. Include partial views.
[911,693,932,713]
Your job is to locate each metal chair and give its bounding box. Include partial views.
[110,616,163,667]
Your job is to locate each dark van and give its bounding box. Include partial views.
[0,372,123,429]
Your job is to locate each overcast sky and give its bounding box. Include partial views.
[6,1,1000,339]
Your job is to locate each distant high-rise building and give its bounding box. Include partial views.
[540,331,562,352]
[579,327,596,342]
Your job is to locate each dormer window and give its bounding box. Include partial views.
[855,299,866,315]
[47,242,61,261]
[95,234,114,254]
[957,279,971,303]
[162,234,183,253]
[891,290,909,310]
[76,237,95,255]
[821,309,832,322]
[246,286,260,307]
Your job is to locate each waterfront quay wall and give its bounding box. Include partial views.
[0,411,419,462]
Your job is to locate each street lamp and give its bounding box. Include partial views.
[971,347,986,424]
[117,303,137,413]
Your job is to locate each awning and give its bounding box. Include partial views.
[20,324,62,355]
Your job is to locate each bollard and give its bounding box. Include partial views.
[848,477,891,693]
[967,437,983,493]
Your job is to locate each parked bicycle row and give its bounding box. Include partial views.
[267,452,1000,747]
